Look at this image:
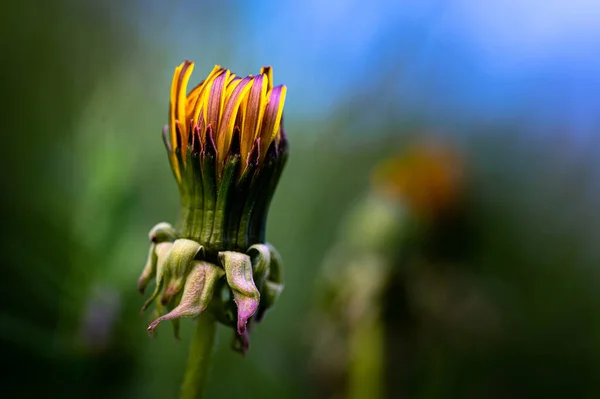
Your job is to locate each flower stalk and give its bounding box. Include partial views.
[180,313,217,399]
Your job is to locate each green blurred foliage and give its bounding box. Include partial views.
[2,1,600,399]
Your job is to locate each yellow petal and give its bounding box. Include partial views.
[188,65,222,124]
[241,74,268,166]
[259,85,287,162]
[260,66,273,92]
[226,72,238,85]
[203,70,229,138]
[176,61,195,159]
[217,76,254,166]
[169,63,184,152]
[192,67,224,139]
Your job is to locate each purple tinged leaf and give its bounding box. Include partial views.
[219,251,260,335]
[147,261,224,334]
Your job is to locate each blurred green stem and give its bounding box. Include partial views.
[348,316,384,399]
[180,313,217,399]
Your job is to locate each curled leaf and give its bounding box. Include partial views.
[219,251,260,335]
[255,243,284,322]
[138,244,157,294]
[142,242,173,312]
[160,239,203,304]
[148,222,177,243]
[247,244,271,290]
[147,261,224,334]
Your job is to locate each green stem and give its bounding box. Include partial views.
[348,315,384,399]
[180,313,217,399]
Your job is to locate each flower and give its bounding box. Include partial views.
[164,61,288,252]
[371,141,463,220]
[167,62,286,179]
[138,61,288,353]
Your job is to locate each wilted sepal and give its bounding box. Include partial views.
[147,261,225,334]
[219,251,260,337]
[141,241,174,311]
[138,222,177,293]
[138,245,158,294]
[256,243,284,322]
[149,222,178,243]
[247,244,270,291]
[161,239,204,305]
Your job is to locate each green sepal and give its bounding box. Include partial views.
[235,168,268,248]
[178,145,204,239]
[225,162,257,252]
[248,151,287,243]
[210,154,240,250]
[200,149,217,245]
[190,148,204,239]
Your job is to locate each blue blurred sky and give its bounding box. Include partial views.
[142,0,600,132]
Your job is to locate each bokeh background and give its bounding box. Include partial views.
[2,0,600,398]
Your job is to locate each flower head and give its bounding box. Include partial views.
[138,62,288,353]
[371,141,463,220]
[161,61,288,253]
[166,62,287,180]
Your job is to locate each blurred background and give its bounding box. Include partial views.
[2,0,600,398]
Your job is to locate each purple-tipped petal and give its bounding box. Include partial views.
[259,85,287,160]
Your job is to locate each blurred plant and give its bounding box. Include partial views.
[137,61,288,398]
[0,1,151,397]
[310,141,498,399]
